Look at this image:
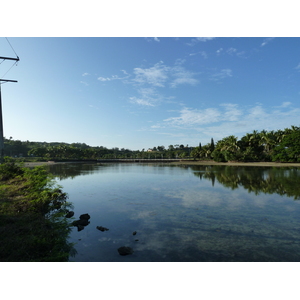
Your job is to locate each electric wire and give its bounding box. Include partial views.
[1,60,18,79]
[5,37,19,59]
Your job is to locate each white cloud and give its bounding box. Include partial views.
[97,77,111,81]
[189,51,208,59]
[133,62,169,87]
[156,102,300,143]
[261,37,275,47]
[210,69,233,81]
[216,48,223,55]
[82,72,90,76]
[129,97,155,107]
[170,65,198,88]
[195,37,215,42]
[295,63,300,71]
[145,37,160,42]
[132,61,199,89]
[164,107,221,126]
[220,103,243,121]
[187,37,216,46]
[226,48,237,55]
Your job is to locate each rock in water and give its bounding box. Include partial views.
[72,219,90,226]
[118,246,134,256]
[96,226,109,232]
[79,213,91,220]
[77,225,84,232]
[133,231,137,235]
[65,211,74,218]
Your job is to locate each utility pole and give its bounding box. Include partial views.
[0,55,19,163]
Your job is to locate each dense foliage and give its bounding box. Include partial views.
[192,126,300,163]
[4,125,300,163]
[0,158,75,261]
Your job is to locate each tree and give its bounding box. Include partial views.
[272,130,300,162]
[210,138,215,152]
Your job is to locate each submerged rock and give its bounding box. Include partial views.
[133,231,137,235]
[77,225,85,232]
[96,226,109,232]
[72,219,90,226]
[79,213,91,220]
[118,246,134,256]
[65,211,74,218]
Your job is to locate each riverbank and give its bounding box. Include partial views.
[170,160,300,167]
[23,160,300,168]
[0,161,74,261]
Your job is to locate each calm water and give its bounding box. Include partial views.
[47,163,300,262]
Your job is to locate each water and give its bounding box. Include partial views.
[47,163,300,262]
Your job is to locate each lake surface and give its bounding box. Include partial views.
[47,163,300,262]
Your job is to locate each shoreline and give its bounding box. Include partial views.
[22,160,300,168]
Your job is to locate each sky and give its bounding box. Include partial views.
[1,37,300,150]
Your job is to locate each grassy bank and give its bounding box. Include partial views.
[0,158,75,261]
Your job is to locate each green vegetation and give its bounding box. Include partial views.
[0,158,75,261]
[3,125,300,163]
[192,126,300,163]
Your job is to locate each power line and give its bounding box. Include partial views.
[1,60,18,79]
[5,37,19,59]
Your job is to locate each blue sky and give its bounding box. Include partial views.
[1,37,300,150]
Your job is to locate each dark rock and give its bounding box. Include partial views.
[80,213,91,220]
[65,211,74,218]
[118,246,134,256]
[77,225,85,232]
[72,219,90,226]
[133,231,137,235]
[96,226,109,232]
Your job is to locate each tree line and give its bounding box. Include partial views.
[3,125,300,162]
[191,125,300,163]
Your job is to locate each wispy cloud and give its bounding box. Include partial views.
[97,73,129,82]
[187,37,216,46]
[189,51,208,59]
[82,72,90,76]
[164,107,221,126]
[216,48,223,55]
[261,37,275,47]
[133,62,169,87]
[170,66,198,88]
[210,69,233,81]
[131,61,199,89]
[129,97,155,107]
[145,37,160,42]
[153,102,300,142]
[129,87,162,107]
[226,48,237,55]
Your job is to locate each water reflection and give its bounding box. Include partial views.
[45,163,300,261]
[188,165,300,199]
[47,163,300,200]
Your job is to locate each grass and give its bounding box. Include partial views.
[0,158,75,261]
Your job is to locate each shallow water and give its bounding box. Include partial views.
[47,163,300,262]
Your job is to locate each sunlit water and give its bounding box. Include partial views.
[47,163,300,262]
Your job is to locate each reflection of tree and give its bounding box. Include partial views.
[44,163,111,180]
[189,165,300,200]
